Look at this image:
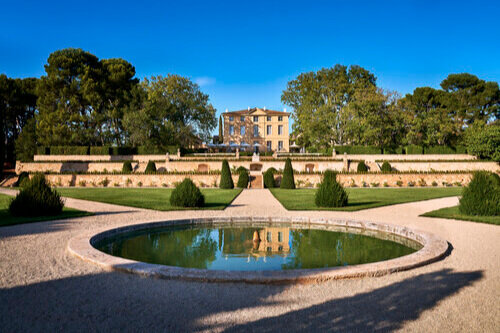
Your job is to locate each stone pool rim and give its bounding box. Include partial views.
[67,216,449,284]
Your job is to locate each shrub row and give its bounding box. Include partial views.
[36,145,179,156]
[317,145,469,155]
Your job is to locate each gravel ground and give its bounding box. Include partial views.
[0,188,498,332]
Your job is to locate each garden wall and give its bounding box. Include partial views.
[40,172,473,188]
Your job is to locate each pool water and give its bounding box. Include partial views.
[95,223,421,271]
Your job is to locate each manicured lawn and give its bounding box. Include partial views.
[421,206,500,225]
[269,187,463,211]
[56,188,243,210]
[0,193,91,227]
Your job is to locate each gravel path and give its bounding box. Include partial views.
[0,188,498,332]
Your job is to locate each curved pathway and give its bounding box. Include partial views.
[0,188,498,332]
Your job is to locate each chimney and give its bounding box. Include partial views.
[248,106,250,111]
[263,106,266,111]
[284,108,287,112]
[225,108,228,113]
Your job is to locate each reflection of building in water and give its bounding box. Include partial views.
[219,227,290,256]
[255,228,290,253]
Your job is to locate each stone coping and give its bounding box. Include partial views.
[68,217,449,284]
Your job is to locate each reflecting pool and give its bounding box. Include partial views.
[95,223,421,271]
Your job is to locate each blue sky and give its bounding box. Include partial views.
[1,0,499,126]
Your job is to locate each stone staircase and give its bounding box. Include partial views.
[249,174,263,189]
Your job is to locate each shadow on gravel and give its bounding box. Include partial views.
[0,268,482,332]
[227,268,483,332]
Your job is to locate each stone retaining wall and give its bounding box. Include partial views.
[18,159,498,174]
[41,172,473,188]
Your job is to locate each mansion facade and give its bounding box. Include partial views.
[223,107,290,152]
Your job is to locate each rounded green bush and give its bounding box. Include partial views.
[170,178,205,207]
[280,158,296,189]
[9,173,64,217]
[459,171,500,216]
[122,161,133,173]
[144,160,156,173]
[236,166,248,175]
[315,170,348,207]
[237,170,249,188]
[381,161,392,173]
[263,169,275,188]
[219,160,234,189]
[357,161,368,172]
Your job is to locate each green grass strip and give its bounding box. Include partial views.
[421,206,499,225]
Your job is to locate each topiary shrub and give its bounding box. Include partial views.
[144,160,156,173]
[263,169,276,188]
[15,172,30,187]
[237,170,249,188]
[357,161,368,172]
[315,170,348,207]
[280,158,295,189]
[9,174,64,217]
[169,178,205,207]
[122,161,133,173]
[459,171,500,216]
[219,160,234,189]
[236,166,248,175]
[381,161,392,173]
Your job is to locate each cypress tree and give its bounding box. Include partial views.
[219,159,234,189]
[122,161,133,173]
[280,158,296,189]
[218,115,223,143]
[263,169,276,188]
[144,160,156,173]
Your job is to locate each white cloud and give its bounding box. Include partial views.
[194,76,216,87]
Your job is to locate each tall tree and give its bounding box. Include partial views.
[123,75,217,148]
[440,73,500,129]
[218,115,223,143]
[281,65,376,150]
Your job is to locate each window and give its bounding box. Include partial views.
[278,245,283,252]
[267,231,272,242]
[266,141,272,151]
[278,141,283,151]
[240,126,245,135]
[240,116,245,121]
[229,125,234,135]
[229,116,234,121]
[278,116,283,121]
[253,125,259,137]
[266,125,272,135]
[278,232,283,242]
[267,116,271,121]
[278,125,283,135]
[253,116,259,122]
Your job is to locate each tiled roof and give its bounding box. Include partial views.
[223,107,290,116]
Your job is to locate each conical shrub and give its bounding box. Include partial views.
[315,170,348,207]
[144,160,156,173]
[459,171,500,216]
[237,170,249,188]
[381,161,392,173]
[170,178,205,207]
[263,169,276,188]
[122,161,133,173]
[357,161,368,172]
[9,173,64,217]
[280,158,295,189]
[219,160,234,189]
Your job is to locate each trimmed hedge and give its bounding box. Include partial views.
[144,161,156,173]
[459,171,500,216]
[383,147,405,154]
[50,146,89,155]
[357,161,368,172]
[314,170,348,207]
[236,170,249,188]
[263,169,276,188]
[280,158,295,189]
[334,145,382,154]
[90,146,110,155]
[36,146,180,156]
[405,145,424,154]
[9,173,64,217]
[219,160,234,189]
[122,161,133,173]
[381,161,392,173]
[169,178,205,207]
